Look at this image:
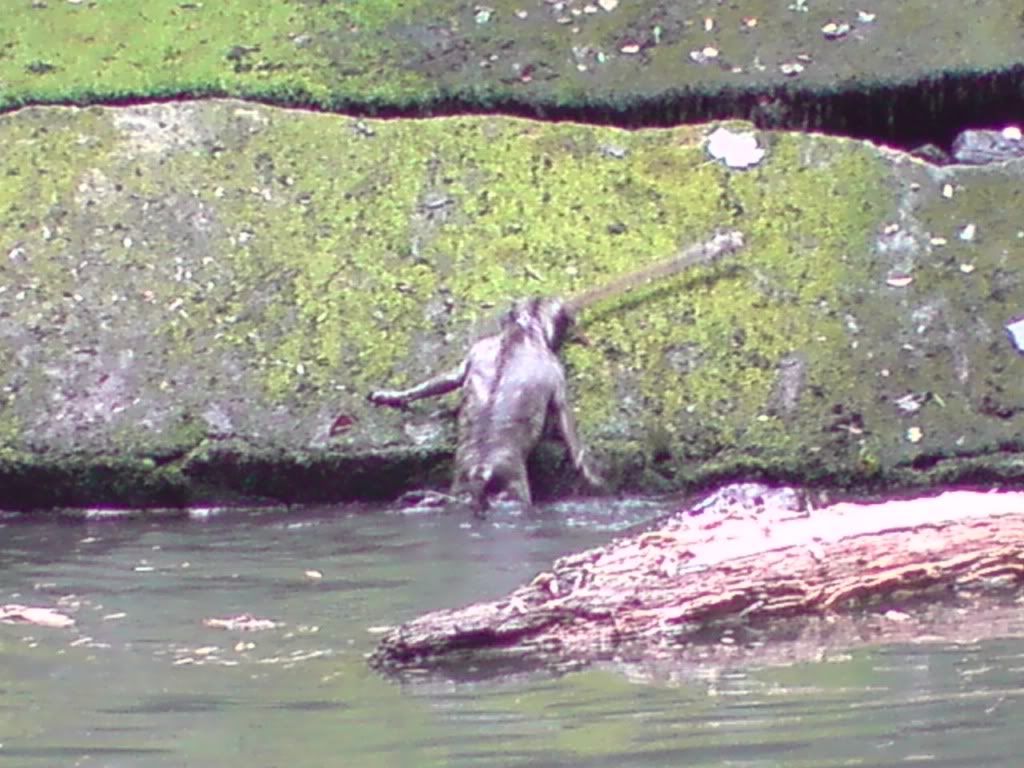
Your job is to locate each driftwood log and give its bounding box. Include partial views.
[371,484,1024,671]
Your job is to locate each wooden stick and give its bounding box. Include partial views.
[566,230,745,313]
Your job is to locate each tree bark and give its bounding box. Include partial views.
[371,484,1024,670]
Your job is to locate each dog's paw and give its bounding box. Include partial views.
[367,390,408,409]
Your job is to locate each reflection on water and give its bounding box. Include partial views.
[1,500,1023,767]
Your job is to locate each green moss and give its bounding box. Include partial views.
[4,100,1023,507]
[0,0,438,111]
[136,117,745,406]
[554,133,894,476]
[0,404,19,453]
[0,452,191,509]
[0,104,899,500]
[2,0,1023,122]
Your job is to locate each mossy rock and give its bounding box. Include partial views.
[2,2,1023,148]
[1,101,1022,508]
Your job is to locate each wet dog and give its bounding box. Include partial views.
[367,230,745,514]
[369,297,600,513]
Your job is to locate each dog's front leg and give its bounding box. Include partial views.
[368,360,468,409]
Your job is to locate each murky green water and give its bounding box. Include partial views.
[2,501,1023,767]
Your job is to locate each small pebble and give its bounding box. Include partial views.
[886,274,913,288]
[1005,318,1024,352]
[821,21,850,39]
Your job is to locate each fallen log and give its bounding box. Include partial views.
[371,484,1024,671]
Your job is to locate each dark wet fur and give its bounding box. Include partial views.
[368,297,599,514]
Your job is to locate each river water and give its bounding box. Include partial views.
[2,500,1023,767]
